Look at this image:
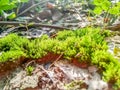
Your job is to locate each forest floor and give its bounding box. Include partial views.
[0,0,120,90]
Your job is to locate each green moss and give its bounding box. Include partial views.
[64,80,83,90]
[91,50,114,67]
[103,62,120,89]
[1,27,120,89]
[56,30,75,40]
[26,66,34,75]
[0,34,29,52]
[25,39,47,59]
[0,27,110,61]
[0,50,25,62]
[0,34,28,62]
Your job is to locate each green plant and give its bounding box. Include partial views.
[103,62,120,89]
[26,65,34,75]
[91,50,120,89]
[25,39,47,59]
[0,27,111,61]
[64,80,83,90]
[56,30,75,40]
[0,33,29,52]
[0,33,28,62]
[0,50,25,62]
[0,0,29,19]
[92,0,120,25]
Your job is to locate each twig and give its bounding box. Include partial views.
[0,26,21,38]
[37,65,55,84]
[105,23,120,31]
[25,60,36,68]
[48,53,63,69]
[0,21,70,30]
[18,0,49,16]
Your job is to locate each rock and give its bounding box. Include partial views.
[88,65,98,74]
[5,70,39,90]
[88,80,108,90]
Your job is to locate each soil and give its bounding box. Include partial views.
[0,53,108,90]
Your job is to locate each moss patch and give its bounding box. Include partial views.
[0,27,120,89]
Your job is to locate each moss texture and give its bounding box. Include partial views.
[0,27,120,89]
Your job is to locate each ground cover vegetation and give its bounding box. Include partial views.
[0,0,28,20]
[0,0,120,89]
[0,27,120,89]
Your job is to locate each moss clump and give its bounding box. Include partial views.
[0,34,29,52]
[0,34,29,62]
[0,27,110,61]
[0,27,120,89]
[0,50,25,62]
[53,28,109,60]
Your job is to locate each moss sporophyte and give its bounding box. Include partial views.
[0,27,120,89]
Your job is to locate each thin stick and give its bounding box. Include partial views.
[0,21,70,30]
[48,53,63,69]
[105,23,120,31]
[18,0,49,16]
[37,65,55,84]
[25,60,36,68]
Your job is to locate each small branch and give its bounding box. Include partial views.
[0,21,70,30]
[25,60,36,68]
[105,23,120,31]
[37,65,55,84]
[18,0,49,16]
[48,53,63,69]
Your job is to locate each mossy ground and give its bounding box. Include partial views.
[0,27,120,89]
